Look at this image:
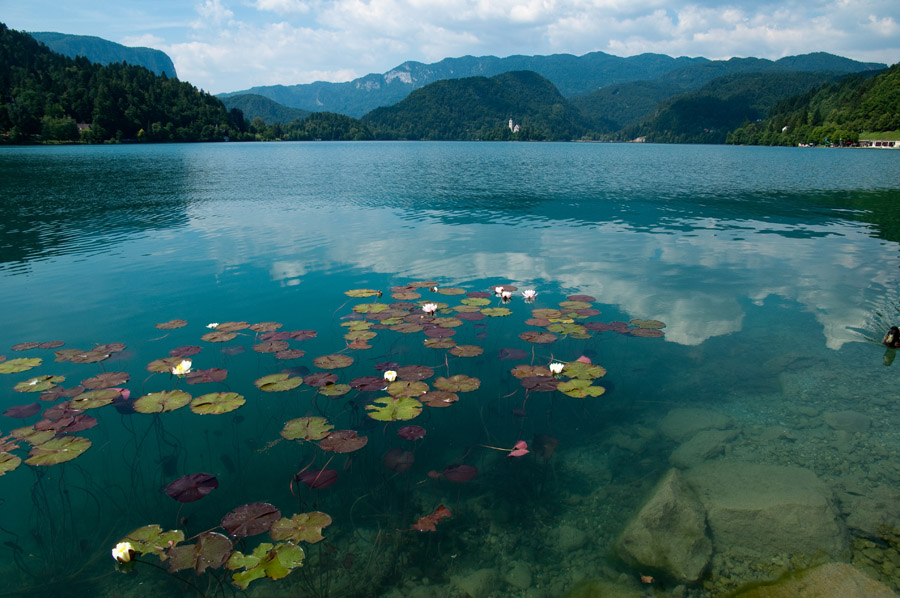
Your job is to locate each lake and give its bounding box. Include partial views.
[1,141,899,598]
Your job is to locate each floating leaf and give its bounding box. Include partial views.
[423,338,456,349]
[386,380,429,397]
[222,503,282,538]
[14,375,64,393]
[275,349,305,360]
[270,512,333,544]
[185,368,228,385]
[424,326,455,338]
[11,425,56,445]
[437,464,478,482]
[216,322,249,332]
[344,289,381,298]
[290,330,318,341]
[568,294,596,302]
[167,531,233,575]
[344,330,377,342]
[411,505,452,532]
[630,328,664,338]
[3,402,41,418]
[481,307,512,317]
[281,417,333,441]
[313,354,354,370]
[70,388,120,409]
[166,473,219,502]
[134,390,191,413]
[520,376,559,392]
[296,469,338,489]
[35,413,97,434]
[249,322,283,332]
[434,375,481,393]
[391,291,421,300]
[39,384,84,402]
[630,318,665,329]
[532,308,563,319]
[436,287,465,295]
[0,358,42,374]
[124,525,186,558]
[389,322,423,334]
[461,297,490,306]
[396,365,434,381]
[81,372,128,389]
[319,430,368,453]
[227,542,305,590]
[146,356,182,373]
[563,361,607,380]
[366,396,423,421]
[408,280,438,288]
[585,321,629,333]
[557,379,606,398]
[24,436,91,466]
[421,391,459,408]
[303,372,337,387]
[398,425,426,440]
[559,300,592,310]
[11,342,40,351]
[0,452,22,476]
[156,319,187,330]
[254,340,289,353]
[318,383,351,397]
[510,365,551,379]
[202,331,238,343]
[518,331,558,344]
[191,392,246,415]
[352,303,388,314]
[350,376,385,392]
[255,373,303,392]
[449,345,483,357]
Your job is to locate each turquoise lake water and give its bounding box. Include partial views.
[1,142,900,597]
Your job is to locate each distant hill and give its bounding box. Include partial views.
[219,51,884,119]
[362,70,589,140]
[28,31,176,78]
[728,63,899,146]
[221,94,310,124]
[624,71,847,143]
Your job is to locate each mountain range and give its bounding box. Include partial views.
[28,32,177,78]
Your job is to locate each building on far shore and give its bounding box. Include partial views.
[859,138,898,148]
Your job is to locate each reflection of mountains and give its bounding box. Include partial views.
[0,149,192,270]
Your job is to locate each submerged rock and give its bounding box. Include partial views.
[685,461,848,559]
[616,469,712,582]
[732,562,897,597]
[670,429,739,469]
[451,567,497,597]
[823,410,871,434]
[563,578,643,598]
[659,408,734,442]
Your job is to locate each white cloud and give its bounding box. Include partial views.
[193,0,235,28]
[119,33,167,48]
[251,0,311,15]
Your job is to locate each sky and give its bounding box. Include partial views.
[3,0,899,95]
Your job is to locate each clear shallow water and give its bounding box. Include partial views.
[1,142,900,598]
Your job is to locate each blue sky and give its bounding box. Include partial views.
[3,0,899,94]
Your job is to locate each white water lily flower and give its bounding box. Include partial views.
[494,286,504,295]
[422,303,438,315]
[172,359,192,376]
[501,291,512,300]
[206,322,219,329]
[383,370,397,382]
[522,289,537,302]
[549,362,565,375]
[112,541,134,563]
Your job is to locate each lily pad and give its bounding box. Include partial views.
[0,358,42,374]
[630,328,664,338]
[186,368,228,385]
[281,417,333,441]
[436,287,466,295]
[520,376,559,392]
[39,384,84,402]
[289,330,318,341]
[481,307,512,317]
[14,375,65,393]
[449,345,484,357]
[510,365,552,379]
[559,300,592,310]
[389,322,423,334]
[319,430,368,453]
[254,373,303,392]
[351,376,387,391]
[567,294,596,302]
[532,308,563,319]
[167,531,233,574]
[434,375,481,393]
[563,361,607,380]
[303,372,338,387]
[313,354,354,369]
[352,303,388,314]
[398,425,426,440]
[10,425,55,445]
[190,392,246,415]
[391,291,421,300]
[201,331,238,343]
[24,436,91,466]
[318,383,351,398]
[344,330,377,342]
[216,322,249,332]
[3,402,41,418]
[222,502,282,538]
[386,380,429,397]
[423,338,456,349]
[226,542,305,590]
[165,472,218,502]
[81,372,128,389]
[146,356,182,373]
[270,512,333,544]
[424,327,455,338]
[134,390,191,413]
[366,396,423,421]
[254,340,289,353]
[155,319,187,330]
[70,388,120,409]
[0,452,22,476]
[123,525,186,558]
[421,390,459,408]
[396,365,434,381]
[461,297,490,306]
[557,379,606,398]
[296,469,338,489]
[249,322,283,332]
[547,323,590,338]
[11,342,40,351]
[275,349,305,360]
[631,318,666,329]
[518,331,558,344]
[344,289,381,298]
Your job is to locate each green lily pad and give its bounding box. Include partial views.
[269,512,332,544]
[253,340,289,353]
[449,345,483,357]
[254,373,303,392]
[81,371,129,389]
[366,396,423,421]
[630,318,665,329]
[201,331,238,343]
[559,300,592,310]
[423,338,455,349]
[386,380,429,397]
[518,331,558,344]
[24,436,91,465]
[134,390,191,413]
[318,430,368,453]
[461,297,490,306]
[546,323,588,337]
[391,291,420,300]
[146,356,182,373]
[123,524,186,558]
[190,392,246,415]
[14,375,64,393]
[342,320,373,331]
[436,287,466,295]
[0,452,22,476]
[10,425,56,446]
[532,308,563,319]
[318,384,351,398]
[0,358,42,374]
[563,361,607,380]
[344,289,381,298]
[433,375,481,393]
[227,542,305,590]
[481,307,512,317]
[313,354,354,369]
[249,321,283,332]
[70,388,121,409]
[344,330,377,342]
[510,365,552,378]
[557,379,606,398]
[352,303,388,314]
[281,417,333,441]
[389,323,423,334]
[167,531,233,575]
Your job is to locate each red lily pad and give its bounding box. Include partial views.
[254,340,289,353]
[411,505,451,532]
[424,327,455,338]
[630,328,664,338]
[456,311,485,321]
[156,319,187,330]
[313,354,354,370]
[289,330,318,341]
[186,368,228,385]
[567,294,596,302]
[249,322,283,332]
[201,331,238,343]
[3,402,41,418]
[449,345,483,357]
[39,384,84,402]
[11,342,40,351]
[275,349,305,360]
[303,372,338,388]
[439,464,478,482]
[296,469,338,489]
[396,365,434,381]
[520,376,559,392]
[421,391,459,408]
[166,472,219,502]
[319,430,368,453]
[518,331,558,344]
[398,425,426,440]
[350,376,386,392]
[216,322,249,332]
[222,502,282,538]
[81,371,129,390]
